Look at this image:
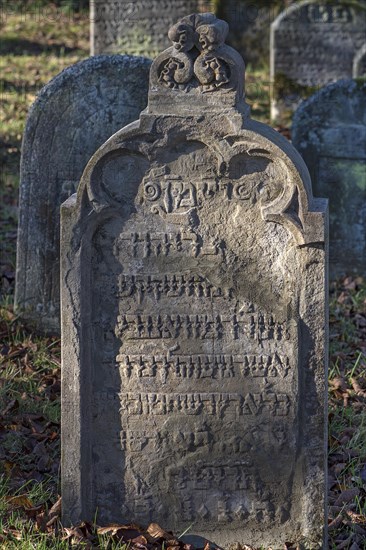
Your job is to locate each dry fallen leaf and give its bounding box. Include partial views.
[330,376,347,392]
[97,524,124,536]
[334,488,360,507]
[46,495,61,525]
[328,515,344,531]
[350,377,366,396]
[5,494,33,509]
[147,522,173,540]
[1,398,19,416]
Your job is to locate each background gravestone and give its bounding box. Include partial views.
[218,0,299,67]
[90,0,214,56]
[270,0,366,121]
[61,13,328,548]
[217,0,274,66]
[15,54,151,334]
[292,79,366,277]
[353,43,366,78]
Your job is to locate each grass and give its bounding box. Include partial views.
[0,6,88,295]
[0,5,366,550]
[327,278,366,549]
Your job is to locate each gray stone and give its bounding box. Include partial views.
[61,13,328,549]
[292,79,366,277]
[15,54,151,334]
[90,0,214,57]
[270,0,366,120]
[353,43,366,78]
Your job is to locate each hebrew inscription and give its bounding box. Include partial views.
[270,0,366,120]
[90,0,214,56]
[61,12,327,550]
[86,125,315,538]
[116,353,290,380]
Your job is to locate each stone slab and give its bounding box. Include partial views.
[15,54,151,334]
[270,0,366,120]
[292,79,366,277]
[61,13,328,549]
[90,0,214,57]
[353,43,366,78]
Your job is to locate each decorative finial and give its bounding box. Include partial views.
[148,13,246,114]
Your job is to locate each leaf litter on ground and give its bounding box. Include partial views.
[328,276,366,549]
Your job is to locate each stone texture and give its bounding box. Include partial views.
[90,0,214,57]
[15,54,151,334]
[353,43,366,78]
[270,0,366,120]
[292,79,366,277]
[61,13,328,549]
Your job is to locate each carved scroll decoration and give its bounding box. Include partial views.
[152,13,241,94]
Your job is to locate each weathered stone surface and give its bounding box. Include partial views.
[90,0,214,56]
[15,54,151,334]
[61,13,328,549]
[270,0,366,120]
[353,43,366,78]
[292,79,366,277]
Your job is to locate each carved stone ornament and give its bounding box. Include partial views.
[61,12,328,550]
[149,13,246,114]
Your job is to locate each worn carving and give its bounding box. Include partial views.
[90,1,214,57]
[270,0,366,120]
[61,11,327,550]
[153,14,240,94]
[115,352,290,381]
[117,274,234,301]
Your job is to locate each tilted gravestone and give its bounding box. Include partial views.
[61,13,328,548]
[353,43,366,78]
[15,55,151,334]
[90,0,214,56]
[292,79,366,277]
[270,0,366,120]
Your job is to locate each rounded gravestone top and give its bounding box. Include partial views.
[292,79,366,141]
[272,0,366,28]
[28,54,152,105]
[16,54,152,334]
[292,78,366,277]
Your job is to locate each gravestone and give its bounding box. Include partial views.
[292,79,366,277]
[218,0,297,67]
[353,43,366,78]
[217,0,272,66]
[270,0,366,120]
[61,13,328,549]
[90,0,214,57]
[15,54,151,334]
